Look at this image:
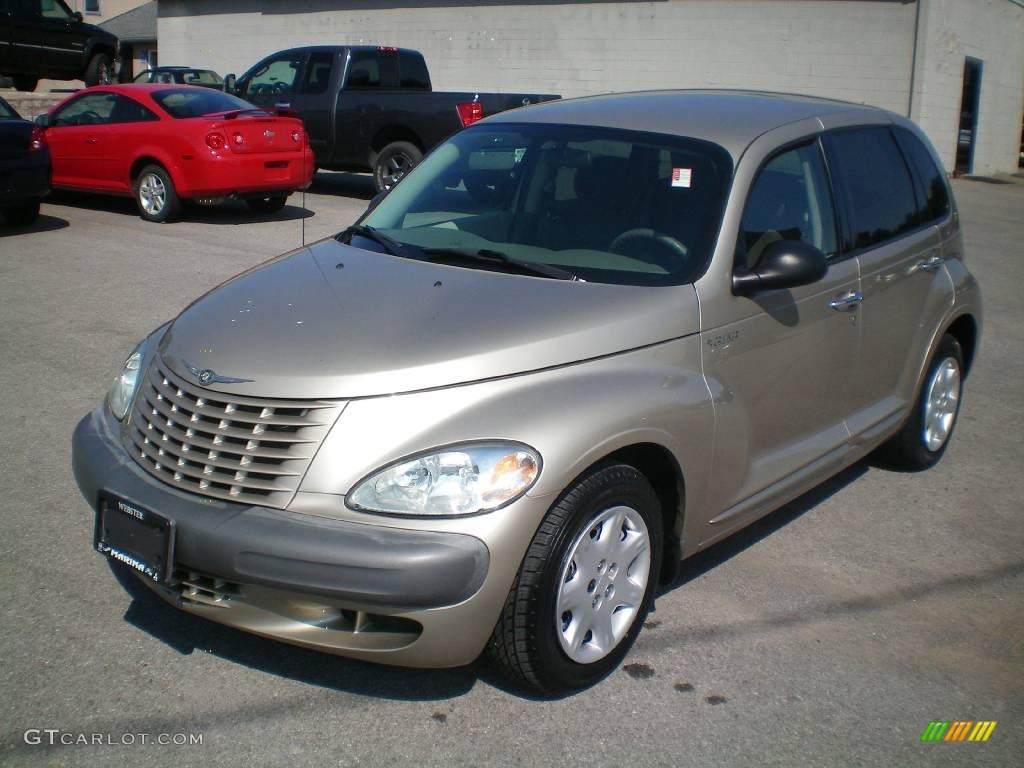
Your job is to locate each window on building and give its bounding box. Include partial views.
[85,0,100,15]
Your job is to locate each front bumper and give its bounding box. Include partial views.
[72,406,513,666]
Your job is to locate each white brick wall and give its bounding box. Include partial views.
[157,0,1023,173]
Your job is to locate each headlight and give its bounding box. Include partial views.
[107,346,144,420]
[348,442,541,516]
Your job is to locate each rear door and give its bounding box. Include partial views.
[824,125,954,437]
[333,48,400,167]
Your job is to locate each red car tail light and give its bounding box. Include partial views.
[456,101,483,128]
[29,126,47,152]
[232,132,245,146]
[205,132,226,150]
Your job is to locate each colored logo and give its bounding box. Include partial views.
[921,721,997,742]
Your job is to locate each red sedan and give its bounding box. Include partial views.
[40,84,315,222]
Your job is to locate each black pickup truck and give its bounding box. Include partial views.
[228,46,559,192]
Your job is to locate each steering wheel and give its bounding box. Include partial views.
[609,228,689,272]
[77,110,103,125]
[271,82,290,95]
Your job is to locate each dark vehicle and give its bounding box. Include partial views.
[0,0,118,91]
[133,67,224,90]
[0,95,49,225]
[227,45,559,192]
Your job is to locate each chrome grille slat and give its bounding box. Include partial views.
[140,391,319,444]
[128,357,342,507]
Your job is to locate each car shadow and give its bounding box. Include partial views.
[44,189,314,224]
[105,462,882,702]
[0,212,69,235]
[309,170,377,201]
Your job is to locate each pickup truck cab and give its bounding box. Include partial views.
[0,0,118,91]
[228,45,559,192]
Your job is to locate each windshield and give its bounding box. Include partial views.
[151,88,257,119]
[361,123,732,285]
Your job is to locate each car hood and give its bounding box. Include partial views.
[158,239,699,399]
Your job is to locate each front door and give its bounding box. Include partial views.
[46,91,117,188]
[699,138,860,536]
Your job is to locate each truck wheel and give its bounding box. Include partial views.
[12,76,38,92]
[373,141,422,193]
[84,53,113,86]
[488,463,663,694]
[134,165,181,223]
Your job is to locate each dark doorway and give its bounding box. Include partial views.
[954,57,983,175]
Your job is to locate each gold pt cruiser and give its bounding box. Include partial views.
[73,90,982,694]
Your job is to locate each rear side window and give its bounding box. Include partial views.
[739,140,838,268]
[109,95,159,124]
[893,126,951,223]
[347,51,399,89]
[399,54,430,90]
[827,127,920,250]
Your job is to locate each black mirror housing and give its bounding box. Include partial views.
[732,240,828,296]
[33,113,50,128]
[224,74,237,94]
[72,11,83,22]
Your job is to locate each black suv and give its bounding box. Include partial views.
[0,0,118,91]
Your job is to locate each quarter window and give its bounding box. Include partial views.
[893,126,951,224]
[827,127,921,250]
[739,140,838,269]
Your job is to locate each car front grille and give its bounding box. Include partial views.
[128,358,341,507]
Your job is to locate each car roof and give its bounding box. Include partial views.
[85,83,222,94]
[485,89,898,158]
[270,45,419,56]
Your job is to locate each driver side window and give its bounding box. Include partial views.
[243,56,304,99]
[740,141,838,269]
[52,92,117,126]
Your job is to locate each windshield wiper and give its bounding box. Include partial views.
[338,225,416,258]
[422,247,580,281]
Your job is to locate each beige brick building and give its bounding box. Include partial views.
[156,0,1024,175]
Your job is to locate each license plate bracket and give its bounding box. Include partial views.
[95,493,175,584]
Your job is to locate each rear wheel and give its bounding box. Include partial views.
[877,333,964,470]
[134,165,180,223]
[12,76,38,92]
[246,195,287,214]
[372,141,422,193]
[84,53,113,87]
[3,198,41,226]
[488,463,663,695]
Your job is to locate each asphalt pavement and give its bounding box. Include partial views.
[1,173,1021,767]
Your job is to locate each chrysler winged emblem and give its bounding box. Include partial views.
[183,360,253,386]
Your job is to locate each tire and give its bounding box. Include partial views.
[84,52,113,87]
[488,463,663,695]
[12,76,38,92]
[877,333,964,471]
[133,165,181,223]
[372,141,422,193]
[3,198,40,226]
[246,195,287,214]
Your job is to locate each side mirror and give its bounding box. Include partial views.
[732,240,828,296]
[223,74,237,94]
[72,11,83,22]
[33,113,50,128]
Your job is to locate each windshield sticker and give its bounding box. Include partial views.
[671,168,692,188]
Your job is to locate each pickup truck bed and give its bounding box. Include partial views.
[232,46,559,192]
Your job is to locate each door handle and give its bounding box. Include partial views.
[85,137,98,144]
[912,254,944,273]
[829,290,863,311]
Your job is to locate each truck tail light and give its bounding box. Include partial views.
[205,132,226,150]
[29,126,47,153]
[456,101,483,128]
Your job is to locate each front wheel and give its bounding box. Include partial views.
[372,141,422,193]
[84,53,113,86]
[246,195,287,214]
[488,463,663,694]
[134,165,180,223]
[877,333,964,470]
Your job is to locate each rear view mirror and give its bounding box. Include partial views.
[224,74,236,94]
[72,11,83,22]
[33,113,50,128]
[732,240,828,296]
